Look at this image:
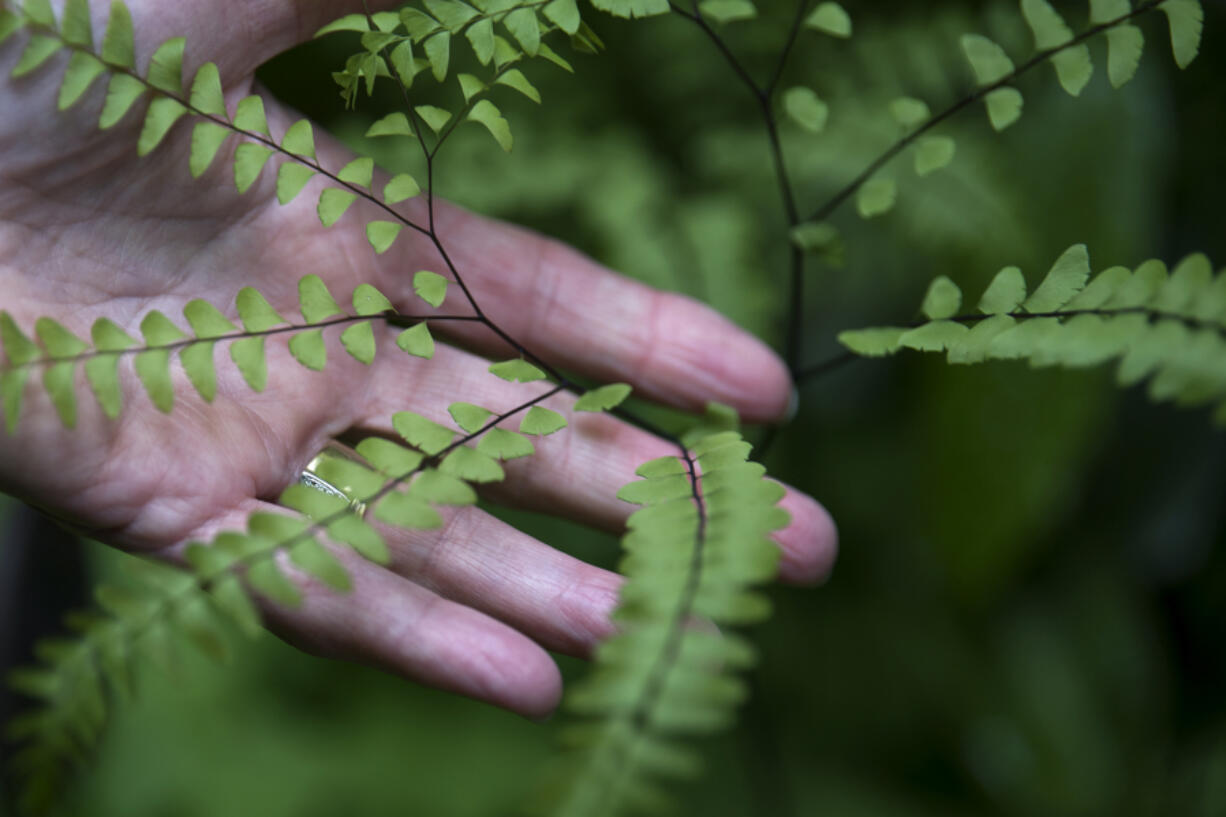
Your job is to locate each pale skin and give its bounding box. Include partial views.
[0,1,837,719]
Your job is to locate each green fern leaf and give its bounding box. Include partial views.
[519,405,566,435]
[495,68,541,103]
[248,559,302,607]
[137,97,187,156]
[699,0,757,24]
[440,445,505,482]
[920,276,961,320]
[899,320,970,352]
[978,266,1027,313]
[289,330,326,370]
[477,428,535,460]
[490,358,546,382]
[297,275,341,323]
[836,327,906,356]
[100,0,134,67]
[367,112,414,138]
[12,35,61,78]
[962,33,1014,85]
[233,95,270,135]
[782,86,827,134]
[276,162,316,204]
[356,437,424,475]
[281,119,316,158]
[146,37,185,94]
[396,323,435,358]
[1104,25,1144,89]
[99,73,146,128]
[574,383,632,412]
[229,337,267,391]
[21,0,55,29]
[366,221,403,254]
[352,284,393,317]
[804,2,851,37]
[1162,0,1203,69]
[1023,244,1090,313]
[189,122,229,177]
[393,411,455,455]
[318,188,358,227]
[504,8,541,56]
[914,136,955,176]
[448,401,493,432]
[408,469,478,505]
[467,99,512,151]
[414,270,448,307]
[544,0,582,35]
[60,0,91,46]
[180,342,217,402]
[889,96,930,130]
[315,13,371,37]
[338,157,374,188]
[466,17,496,64]
[984,87,1023,131]
[235,287,286,332]
[183,300,237,338]
[340,321,376,364]
[233,143,274,194]
[459,72,486,103]
[856,178,896,218]
[375,491,444,529]
[1020,0,1091,96]
[424,30,450,81]
[290,538,351,591]
[188,62,226,116]
[58,52,105,110]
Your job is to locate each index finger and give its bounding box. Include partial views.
[380,204,796,424]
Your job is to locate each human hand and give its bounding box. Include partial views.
[0,0,836,719]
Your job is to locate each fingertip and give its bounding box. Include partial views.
[773,488,839,585]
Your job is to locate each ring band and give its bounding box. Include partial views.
[299,440,368,513]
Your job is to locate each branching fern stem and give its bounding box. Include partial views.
[806,0,1167,224]
[0,313,481,373]
[669,0,808,374]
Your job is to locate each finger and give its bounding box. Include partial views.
[352,339,837,585]
[375,503,622,657]
[182,501,565,719]
[246,102,795,424]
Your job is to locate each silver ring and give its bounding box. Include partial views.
[298,441,368,513]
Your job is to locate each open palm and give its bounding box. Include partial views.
[0,0,835,718]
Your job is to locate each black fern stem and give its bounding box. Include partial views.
[806,0,1168,224]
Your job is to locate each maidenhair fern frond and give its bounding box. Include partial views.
[538,432,788,816]
[839,245,1226,424]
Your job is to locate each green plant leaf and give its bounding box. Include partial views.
[234,143,274,194]
[1020,0,1091,96]
[134,349,174,413]
[396,323,435,358]
[276,163,316,205]
[467,100,512,151]
[60,0,92,46]
[440,446,505,483]
[290,539,350,591]
[782,87,827,134]
[375,492,443,529]
[466,17,495,64]
[366,221,403,255]
[495,69,541,103]
[210,575,263,638]
[424,0,478,32]
[837,327,906,356]
[356,437,424,476]
[318,188,358,227]
[504,8,541,55]
[189,122,229,178]
[856,178,896,218]
[984,87,1023,131]
[978,266,1027,314]
[42,362,77,428]
[1023,244,1090,313]
[448,402,493,433]
[1105,25,1144,89]
[338,157,374,189]
[409,469,477,505]
[236,287,285,332]
[99,73,146,129]
[352,284,393,317]
[889,96,930,129]
[520,406,567,435]
[137,97,188,157]
[384,173,421,204]
[248,560,301,607]
[635,456,686,478]
[490,359,546,383]
[11,35,59,78]
[575,383,632,412]
[961,34,1014,85]
[92,317,136,352]
[101,0,135,68]
[340,322,376,364]
[147,37,186,94]
[141,310,187,346]
[189,62,226,116]
[229,337,267,392]
[699,0,757,24]
[329,514,391,564]
[914,136,955,176]
[180,342,217,402]
[921,276,962,320]
[36,318,87,359]
[588,0,669,19]
[458,73,485,103]
[424,30,450,81]
[289,330,326,370]
[183,300,237,339]
[366,112,414,138]
[393,411,455,455]
[804,2,850,37]
[233,95,270,135]
[281,119,316,158]
[58,52,105,111]
[477,428,535,460]
[899,320,970,352]
[789,222,844,266]
[298,275,342,323]
[84,355,122,419]
[315,13,370,36]
[1162,0,1203,69]
[544,0,581,35]
[414,271,448,308]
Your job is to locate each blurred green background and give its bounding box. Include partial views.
[4,1,1226,814]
